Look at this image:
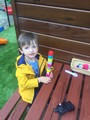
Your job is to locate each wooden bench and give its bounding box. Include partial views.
[0,89,28,120]
[0,62,90,120]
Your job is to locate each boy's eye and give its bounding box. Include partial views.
[33,45,36,48]
[25,46,29,49]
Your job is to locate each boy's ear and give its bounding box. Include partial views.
[19,48,23,54]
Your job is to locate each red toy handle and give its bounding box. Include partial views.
[48,50,54,56]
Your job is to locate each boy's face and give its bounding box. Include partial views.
[20,40,38,61]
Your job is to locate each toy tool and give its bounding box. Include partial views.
[65,70,78,77]
[46,50,54,77]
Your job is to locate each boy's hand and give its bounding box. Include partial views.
[38,76,51,84]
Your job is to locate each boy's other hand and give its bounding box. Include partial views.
[38,76,51,84]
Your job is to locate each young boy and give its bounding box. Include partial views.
[15,32,53,105]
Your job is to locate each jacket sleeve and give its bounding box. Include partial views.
[16,67,39,89]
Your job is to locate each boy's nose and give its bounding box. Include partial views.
[29,48,33,52]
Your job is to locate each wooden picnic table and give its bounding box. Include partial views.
[0,61,90,120]
[25,62,90,120]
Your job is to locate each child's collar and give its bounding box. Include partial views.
[18,54,26,65]
[18,54,40,66]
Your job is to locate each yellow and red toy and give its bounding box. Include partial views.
[46,50,54,77]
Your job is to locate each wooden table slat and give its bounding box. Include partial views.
[43,64,71,120]
[79,76,90,120]
[0,89,20,120]
[61,73,83,120]
[8,100,28,120]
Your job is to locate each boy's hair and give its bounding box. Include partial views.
[18,32,38,49]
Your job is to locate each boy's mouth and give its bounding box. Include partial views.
[29,53,35,56]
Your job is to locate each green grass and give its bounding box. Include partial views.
[0,26,18,109]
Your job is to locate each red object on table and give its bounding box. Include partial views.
[83,64,89,70]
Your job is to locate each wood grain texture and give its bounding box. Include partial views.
[39,45,90,63]
[16,3,90,28]
[0,90,20,120]
[8,100,28,120]
[20,30,90,62]
[43,64,71,120]
[18,17,90,43]
[16,0,90,10]
[61,74,83,120]
[11,0,90,63]
[79,76,90,120]
[11,0,20,38]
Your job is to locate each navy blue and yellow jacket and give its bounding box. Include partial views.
[16,53,47,103]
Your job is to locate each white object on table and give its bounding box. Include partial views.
[65,70,78,77]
